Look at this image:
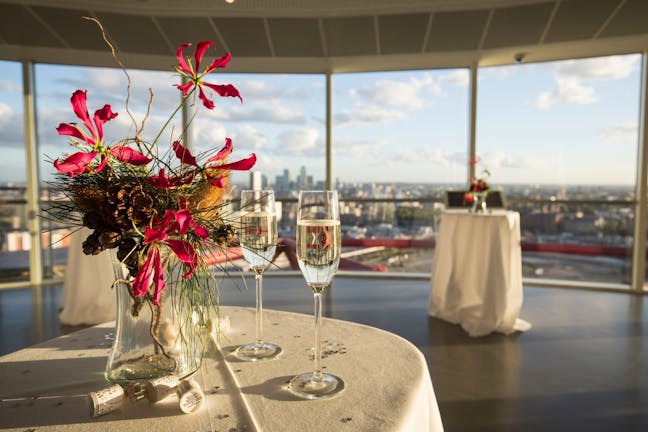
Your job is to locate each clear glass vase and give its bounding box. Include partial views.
[105,254,203,385]
[471,191,488,213]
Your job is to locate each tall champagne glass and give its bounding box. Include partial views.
[289,190,344,399]
[235,189,282,361]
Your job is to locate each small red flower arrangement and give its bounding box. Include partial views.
[464,157,491,203]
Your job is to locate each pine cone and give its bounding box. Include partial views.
[72,185,106,213]
[107,184,154,230]
[98,230,123,249]
[82,211,103,230]
[82,232,103,255]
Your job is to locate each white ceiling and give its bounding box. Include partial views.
[1,0,648,73]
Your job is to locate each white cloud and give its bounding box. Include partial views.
[597,122,638,142]
[391,147,452,166]
[231,124,267,151]
[439,70,469,87]
[333,138,386,158]
[0,80,20,92]
[479,151,544,170]
[226,104,306,124]
[555,55,638,81]
[335,106,405,126]
[0,102,23,147]
[275,127,322,156]
[350,73,440,110]
[535,55,638,110]
[535,77,596,109]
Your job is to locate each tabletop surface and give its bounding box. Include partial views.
[0,306,443,432]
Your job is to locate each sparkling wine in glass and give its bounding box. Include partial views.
[235,189,282,361]
[289,190,344,399]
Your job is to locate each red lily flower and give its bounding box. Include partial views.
[175,41,242,109]
[56,90,118,146]
[54,90,151,177]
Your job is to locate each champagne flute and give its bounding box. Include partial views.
[235,189,282,361]
[289,190,344,399]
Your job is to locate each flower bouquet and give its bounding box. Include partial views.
[464,158,491,213]
[47,22,255,384]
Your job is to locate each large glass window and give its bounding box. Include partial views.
[0,61,27,283]
[333,69,469,273]
[478,54,642,286]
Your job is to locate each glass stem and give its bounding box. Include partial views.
[313,292,322,378]
[255,272,263,344]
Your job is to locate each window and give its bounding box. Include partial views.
[333,69,469,272]
[478,54,642,286]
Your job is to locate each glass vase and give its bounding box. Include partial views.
[471,191,488,213]
[105,255,203,385]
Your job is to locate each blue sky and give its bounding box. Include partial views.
[0,52,641,187]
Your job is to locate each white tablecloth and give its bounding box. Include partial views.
[59,228,115,326]
[428,210,531,337]
[0,307,443,432]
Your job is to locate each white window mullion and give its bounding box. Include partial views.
[22,60,42,285]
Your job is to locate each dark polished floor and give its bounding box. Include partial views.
[2,276,648,431]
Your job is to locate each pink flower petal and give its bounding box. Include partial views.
[165,239,198,278]
[56,123,94,145]
[111,146,152,165]
[217,153,257,171]
[53,151,97,177]
[197,86,215,110]
[206,137,233,164]
[93,104,118,140]
[70,90,97,141]
[194,41,215,72]
[175,43,193,75]
[202,82,242,102]
[132,247,156,298]
[172,141,198,166]
[205,52,231,73]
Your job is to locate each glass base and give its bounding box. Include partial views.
[288,372,345,400]
[235,341,282,361]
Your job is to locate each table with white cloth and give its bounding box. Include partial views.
[0,306,444,431]
[428,209,531,337]
[59,227,115,326]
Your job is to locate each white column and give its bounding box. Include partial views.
[22,60,42,285]
[468,62,478,181]
[325,72,333,190]
[632,52,648,291]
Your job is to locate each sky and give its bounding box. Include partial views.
[0,52,642,187]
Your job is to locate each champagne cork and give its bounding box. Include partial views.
[176,379,204,414]
[88,384,124,417]
[145,375,180,403]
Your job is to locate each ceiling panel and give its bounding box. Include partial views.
[600,0,648,38]
[267,18,323,57]
[94,12,170,55]
[426,10,489,52]
[379,13,429,54]
[482,3,554,49]
[212,17,271,57]
[31,6,107,51]
[323,16,375,56]
[0,4,62,48]
[156,16,226,56]
[545,0,620,42]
